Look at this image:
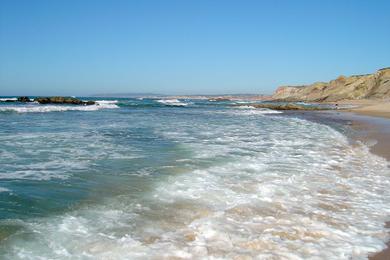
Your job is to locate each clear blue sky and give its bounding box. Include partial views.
[1,0,389,96]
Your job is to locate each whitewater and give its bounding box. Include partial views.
[0,98,389,259]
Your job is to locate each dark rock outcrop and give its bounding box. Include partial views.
[251,103,327,111]
[17,96,32,102]
[84,100,96,105]
[35,97,95,105]
[208,97,231,102]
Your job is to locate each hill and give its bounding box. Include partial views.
[272,68,390,102]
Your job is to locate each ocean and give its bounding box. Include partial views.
[0,98,389,259]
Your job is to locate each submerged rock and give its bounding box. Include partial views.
[250,103,328,110]
[84,100,96,105]
[208,97,231,101]
[35,97,95,105]
[17,96,32,102]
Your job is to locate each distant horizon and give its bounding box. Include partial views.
[1,66,388,97]
[1,0,390,96]
[0,92,271,98]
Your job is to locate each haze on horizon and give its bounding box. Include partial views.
[0,0,389,96]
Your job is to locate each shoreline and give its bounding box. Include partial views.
[341,111,390,260]
[335,99,390,119]
[310,109,390,259]
[284,108,390,259]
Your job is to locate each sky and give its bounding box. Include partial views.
[0,0,390,96]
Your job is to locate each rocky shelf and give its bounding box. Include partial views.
[0,96,95,105]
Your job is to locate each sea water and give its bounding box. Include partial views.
[0,98,389,259]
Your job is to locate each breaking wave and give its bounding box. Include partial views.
[228,106,283,115]
[1,115,389,259]
[0,103,118,113]
[156,99,188,107]
[0,98,17,101]
[0,187,10,193]
[95,100,119,105]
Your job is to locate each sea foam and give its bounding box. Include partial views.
[0,187,10,193]
[0,102,118,113]
[235,105,282,114]
[0,98,17,101]
[156,99,188,106]
[1,115,389,259]
[95,100,119,105]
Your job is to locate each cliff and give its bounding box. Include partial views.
[272,68,390,102]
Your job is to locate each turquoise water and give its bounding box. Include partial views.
[0,98,389,259]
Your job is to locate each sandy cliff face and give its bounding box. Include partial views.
[272,68,390,102]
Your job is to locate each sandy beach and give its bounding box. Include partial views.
[332,100,390,259]
[337,99,390,119]
[351,115,390,260]
[349,106,390,260]
[291,99,390,259]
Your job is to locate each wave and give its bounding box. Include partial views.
[229,106,282,115]
[0,160,87,181]
[156,99,188,107]
[0,187,10,193]
[3,131,389,259]
[236,105,256,109]
[1,112,389,259]
[95,100,119,105]
[243,109,282,114]
[0,98,17,101]
[234,100,263,104]
[0,103,118,113]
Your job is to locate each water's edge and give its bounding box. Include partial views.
[1,103,390,259]
[293,110,390,260]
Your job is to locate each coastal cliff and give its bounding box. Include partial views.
[272,68,390,102]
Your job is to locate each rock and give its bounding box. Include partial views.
[208,97,231,101]
[35,97,95,105]
[250,103,327,111]
[272,67,390,102]
[84,100,96,105]
[34,97,50,104]
[17,96,31,102]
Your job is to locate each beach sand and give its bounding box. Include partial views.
[320,100,390,259]
[339,99,390,119]
[287,102,390,259]
[346,107,390,260]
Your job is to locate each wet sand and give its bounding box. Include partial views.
[284,108,390,259]
[343,112,390,260]
[265,98,390,258]
[338,99,390,119]
[313,109,390,259]
[371,221,390,260]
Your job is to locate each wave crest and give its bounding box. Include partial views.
[0,103,118,113]
[156,99,188,107]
